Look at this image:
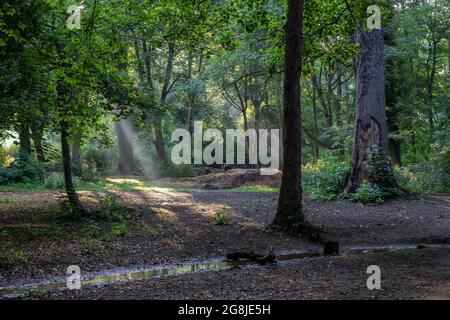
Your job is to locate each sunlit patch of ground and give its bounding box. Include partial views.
[1,185,449,292]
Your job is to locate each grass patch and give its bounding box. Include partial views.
[302,156,349,201]
[102,222,130,241]
[0,229,27,264]
[0,177,159,192]
[0,248,27,264]
[142,224,162,237]
[350,184,386,205]
[211,207,231,226]
[0,197,10,204]
[228,185,279,193]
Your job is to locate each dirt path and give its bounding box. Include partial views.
[1,189,449,299]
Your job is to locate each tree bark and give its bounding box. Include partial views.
[448,36,450,88]
[385,32,402,167]
[116,118,137,174]
[345,29,396,194]
[60,120,84,212]
[311,76,320,161]
[72,134,82,176]
[18,124,31,160]
[426,41,437,140]
[153,42,175,164]
[30,124,46,163]
[273,0,305,229]
[335,61,345,159]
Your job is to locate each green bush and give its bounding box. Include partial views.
[302,156,349,200]
[158,163,196,178]
[396,154,450,194]
[102,222,130,241]
[350,184,385,204]
[0,229,27,264]
[83,146,117,176]
[43,172,67,190]
[365,148,400,198]
[211,211,230,226]
[0,157,46,185]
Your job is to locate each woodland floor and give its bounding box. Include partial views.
[0,170,449,300]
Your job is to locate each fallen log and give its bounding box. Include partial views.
[226,251,264,260]
[226,249,276,265]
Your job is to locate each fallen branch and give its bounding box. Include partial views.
[226,249,276,265]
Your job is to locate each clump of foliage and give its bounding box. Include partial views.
[302,156,349,200]
[83,146,117,178]
[101,194,134,222]
[211,210,230,226]
[0,157,46,185]
[82,222,102,240]
[350,183,386,204]
[0,229,27,264]
[142,223,162,237]
[396,150,450,194]
[48,200,86,222]
[158,163,196,179]
[102,222,130,241]
[43,172,73,190]
[365,148,401,200]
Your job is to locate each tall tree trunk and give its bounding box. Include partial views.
[186,52,196,135]
[153,43,175,164]
[311,76,320,161]
[72,134,82,176]
[335,61,345,159]
[30,124,46,163]
[448,36,450,85]
[18,124,31,160]
[426,42,437,140]
[345,30,397,194]
[447,35,450,121]
[385,33,402,167]
[61,120,84,212]
[326,69,334,127]
[273,0,305,229]
[254,100,261,165]
[116,118,137,174]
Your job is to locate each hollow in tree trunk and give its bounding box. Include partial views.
[345,29,397,194]
[273,0,305,230]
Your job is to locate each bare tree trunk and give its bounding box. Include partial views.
[18,124,31,160]
[345,30,397,194]
[336,61,346,159]
[426,41,437,140]
[326,69,334,127]
[311,76,320,161]
[273,0,305,229]
[153,43,175,164]
[448,36,450,83]
[384,32,402,167]
[72,134,82,176]
[61,120,84,213]
[31,124,46,163]
[448,36,450,89]
[448,36,450,120]
[116,118,137,174]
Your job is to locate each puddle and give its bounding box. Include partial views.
[2,243,450,299]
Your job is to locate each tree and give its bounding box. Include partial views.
[273,0,306,230]
[345,29,397,194]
